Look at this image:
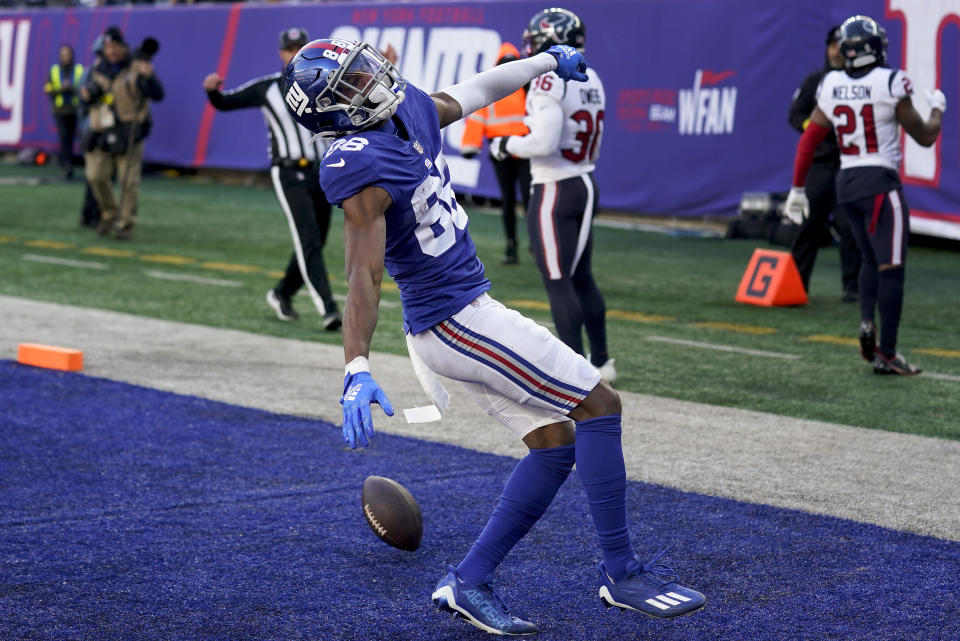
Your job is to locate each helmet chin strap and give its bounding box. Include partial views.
[308,131,335,143]
[366,84,403,124]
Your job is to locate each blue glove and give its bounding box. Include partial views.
[340,372,394,449]
[546,45,588,82]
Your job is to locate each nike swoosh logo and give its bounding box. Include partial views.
[327,158,345,167]
[700,69,735,86]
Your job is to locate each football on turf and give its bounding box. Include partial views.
[361,475,423,551]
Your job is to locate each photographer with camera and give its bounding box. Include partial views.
[80,26,163,240]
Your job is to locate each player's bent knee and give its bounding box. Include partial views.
[568,380,621,422]
[523,421,575,449]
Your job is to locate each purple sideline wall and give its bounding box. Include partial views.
[1,1,957,238]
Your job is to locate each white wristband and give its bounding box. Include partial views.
[345,356,370,376]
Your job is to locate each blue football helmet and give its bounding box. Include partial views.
[281,38,405,136]
[839,15,888,70]
[522,7,585,58]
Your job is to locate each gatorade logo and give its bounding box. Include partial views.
[745,256,779,298]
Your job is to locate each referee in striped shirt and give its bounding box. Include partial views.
[203,27,341,330]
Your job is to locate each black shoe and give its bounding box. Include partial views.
[322,310,342,331]
[842,290,859,303]
[114,226,133,241]
[266,289,298,321]
[872,352,922,376]
[858,320,877,362]
[502,240,518,265]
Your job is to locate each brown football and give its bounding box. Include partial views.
[361,475,423,551]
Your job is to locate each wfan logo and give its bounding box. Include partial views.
[678,69,737,135]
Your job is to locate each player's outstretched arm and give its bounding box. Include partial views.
[897,91,944,148]
[339,186,395,449]
[433,45,587,128]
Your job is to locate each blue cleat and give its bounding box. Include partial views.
[431,566,539,636]
[598,552,706,618]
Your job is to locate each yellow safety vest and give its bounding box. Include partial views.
[48,63,84,109]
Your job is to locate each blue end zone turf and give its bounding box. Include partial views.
[1,360,958,640]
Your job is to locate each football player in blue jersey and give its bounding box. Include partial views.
[282,38,706,634]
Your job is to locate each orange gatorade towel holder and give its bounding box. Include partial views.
[735,249,808,306]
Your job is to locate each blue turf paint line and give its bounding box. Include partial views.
[1,360,958,641]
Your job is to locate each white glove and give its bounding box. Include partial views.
[925,88,947,113]
[489,136,511,162]
[783,187,809,225]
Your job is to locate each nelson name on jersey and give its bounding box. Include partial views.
[833,85,872,100]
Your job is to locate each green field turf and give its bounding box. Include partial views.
[2,162,959,439]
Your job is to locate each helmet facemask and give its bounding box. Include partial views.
[286,40,406,138]
[318,44,405,131]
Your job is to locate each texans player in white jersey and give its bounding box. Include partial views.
[490,8,615,383]
[786,15,944,375]
[281,36,705,635]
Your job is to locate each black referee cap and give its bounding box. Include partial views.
[280,27,309,50]
[826,25,842,44]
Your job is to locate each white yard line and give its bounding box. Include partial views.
[23,254,107,270]
[145,270,243,287]
[0,177,43,186]
[646,335,801,359]
[922,372,960,383]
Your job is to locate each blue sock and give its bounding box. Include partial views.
[457,444,575,584]
[575,414,635,581]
